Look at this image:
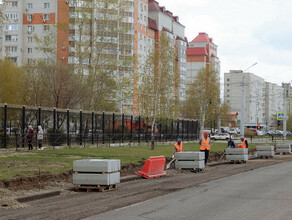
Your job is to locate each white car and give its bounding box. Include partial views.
[210,133,232,140]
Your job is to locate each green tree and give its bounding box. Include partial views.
[182,66,220,137]
[138,31,178,149]
[0,58,25,104]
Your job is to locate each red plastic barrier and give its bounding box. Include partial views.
[136,156,167,179]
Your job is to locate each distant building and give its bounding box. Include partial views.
[186,32,220,84]
[224,70,284,125]
[282,83,292,116]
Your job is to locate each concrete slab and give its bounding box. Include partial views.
[175,152,205,160]
[73,172,120,186]
[225,148,248,155]
[276,144,291,148]
[73,159,120,173]
[276,149,291,153]
[257,151,275,157]
[256,146,274,151]
[175,160,205,169]
[226,155,248,161]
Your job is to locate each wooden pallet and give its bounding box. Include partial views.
[74,184,118,192]
[258,156,273,159]
[178,168,204,173]
[230,160,247,164]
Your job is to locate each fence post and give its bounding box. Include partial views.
[79,110,83,146]
[182,119,184,140]
[92,112,94,145]
[130,115,133,144]
[22,105,25,148]
[53,108,56,147]
[3,103,7,148]
[102,112,105,144]
[38,106,41,126]
[67,109,70,147]
[112,113,115,144]
[138,114,141,145]
[177,120,179,139]
[122,114,124,144]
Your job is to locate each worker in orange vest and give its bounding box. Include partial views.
[173,138,183,158]
[200,132,211,165]
[239,137,248,148]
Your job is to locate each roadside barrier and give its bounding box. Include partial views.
[136,156,167,179]
[256,145,274,158]
[174,152,205,170]
[276,144,291,154]
[225,148,248,163]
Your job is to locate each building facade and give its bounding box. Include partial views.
[224,70,284,125]
[186,32,220,84]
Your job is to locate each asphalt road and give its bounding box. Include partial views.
[90,160,292,220]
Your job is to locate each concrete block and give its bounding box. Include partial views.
[175,160,205,169]
[276,144,291,149]
[175,152,205,160]
[73,159,120,173]
[276,148,291,153]
[73,172,120,186]
[225,148,248,155]
[257,151,275,157]
[226,155,248,161]
[256,146,274,151]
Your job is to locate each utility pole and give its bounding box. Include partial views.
[283,86,287,141]
[240,62,257,138]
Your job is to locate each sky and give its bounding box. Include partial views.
[157,0,292,86]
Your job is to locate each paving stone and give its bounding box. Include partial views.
[175,160,205,169]
[256,146,274,151]
[175,152,205,160]
[257,151,275,157]
[225,148,248,155]
[73,159,120,173]
[226,155,248,161]
[73,173,120,186]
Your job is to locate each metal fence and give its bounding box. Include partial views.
[0,104,199,149]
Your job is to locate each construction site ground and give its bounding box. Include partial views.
[1,153,292,220]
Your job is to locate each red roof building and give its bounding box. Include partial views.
[186,32,220,84]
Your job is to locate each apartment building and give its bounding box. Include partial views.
[282,83,292,116]
[1,0,187,114]
[224,70,284,125]
[186,32,220,84]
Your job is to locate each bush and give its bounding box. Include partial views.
[47,128,66,146]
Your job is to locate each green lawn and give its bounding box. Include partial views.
[0,142,259,180]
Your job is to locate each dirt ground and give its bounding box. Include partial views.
[1,149,284,220]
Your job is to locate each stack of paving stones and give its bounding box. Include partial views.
[256,145,274,158]
[174,152,205,171]
[276,143,291,155]
[225,148,248,163]
[73,159,120,192]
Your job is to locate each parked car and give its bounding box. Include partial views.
[267,130,275,136]
[210,133,232,140]
[257,130,264,136]
[248,128,258,136]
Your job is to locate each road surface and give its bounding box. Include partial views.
[90,161,292,220]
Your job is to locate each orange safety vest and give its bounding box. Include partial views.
[174,142,183,152]
[240,139,247,148]
[200,137,211,150]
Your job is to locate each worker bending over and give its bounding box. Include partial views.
[173,138,183,158]
[200,132,211,165]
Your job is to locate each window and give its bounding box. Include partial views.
[5,13,18,19]
[227,84,230,86]
[28,25,33,32]
[227,78,230,82]
[227,89,230,92]
[44,3,50,9]
[6,1,18,7]
[5,24,18,30]
[10,57,17,63]
[28,37,33,42]
[28,3,33,9]
[44,14,50,20]
[5,46,17,53]
[5,35,11,41]
[27,14,33,22]
[44,25,50,31]
[11,35,18,41]
[28,48,33,53]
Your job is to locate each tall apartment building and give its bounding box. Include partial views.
[282,83,292,116]
[224,70,266,124]
[265,82,284,124]
[186,32,220,84]
[224,70,284,125]
[1,0,187,114]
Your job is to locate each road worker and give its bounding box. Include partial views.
[173,138,183,158]
[239,137,248,148]
[227,137,235,148]
[200,132,211,165]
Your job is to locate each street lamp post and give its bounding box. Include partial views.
[240,62,257,139]
[283,80,292,142]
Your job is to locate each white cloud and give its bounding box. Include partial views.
[157,0,292,85]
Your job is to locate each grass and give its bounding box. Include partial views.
[0,141,260,180]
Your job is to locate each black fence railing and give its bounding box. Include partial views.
[0,104,199,149]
